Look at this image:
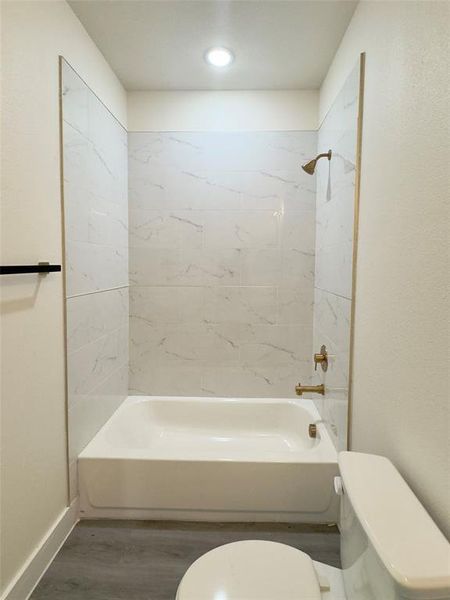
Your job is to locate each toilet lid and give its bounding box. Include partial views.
[176,540,322,600]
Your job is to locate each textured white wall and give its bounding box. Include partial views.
[128,90,318,131]
[320,1,450,536]
[0,1,127,595]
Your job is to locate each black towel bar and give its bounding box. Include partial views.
[0,263,62,275]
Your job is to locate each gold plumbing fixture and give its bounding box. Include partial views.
[295,383,325,396]
[301,150,332,175]
[308,424,318,438]
[314,345,328,372]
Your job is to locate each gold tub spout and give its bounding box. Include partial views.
[295,383,325,396]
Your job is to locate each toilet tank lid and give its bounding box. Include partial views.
[339,452,450,597]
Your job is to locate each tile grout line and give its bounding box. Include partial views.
[67,284,129,299]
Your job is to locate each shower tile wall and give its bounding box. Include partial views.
[312,62,360,451]
[61,61,128,498]
[128,131,317,397]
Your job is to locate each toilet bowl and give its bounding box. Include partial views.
[177,452,450,600]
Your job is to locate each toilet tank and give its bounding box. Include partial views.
[339,452,450,600]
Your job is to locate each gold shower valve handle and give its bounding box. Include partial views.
[314,345,328,372]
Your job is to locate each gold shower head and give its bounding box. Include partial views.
[301,150,332,175]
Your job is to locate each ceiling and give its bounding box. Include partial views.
[69,0,358,91]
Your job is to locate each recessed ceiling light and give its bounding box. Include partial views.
[205,47,234,68]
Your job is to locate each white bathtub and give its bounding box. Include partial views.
[79,396,339,522]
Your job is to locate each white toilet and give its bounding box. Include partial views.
[176,452,450,600]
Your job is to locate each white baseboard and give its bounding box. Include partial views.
[1,500,79,600]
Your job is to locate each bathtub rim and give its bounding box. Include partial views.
[79,395,338,464]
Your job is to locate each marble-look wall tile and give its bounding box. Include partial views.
[130,286,204,325]
[68,364,128,465]
[61,63,89,136]
[129,131,317,173]
[314,241,353,299]
[68,316,128,403]
[203,287,277,325]
[129,209,203,249]
[203,210,279,249]
[63,63,128,299]
[239,324,312,366]
[278,287,314,326]
[240,248,282,286]
[201,363,312,399]
[67,287,128,354]
[66,241,128,297]
[62,60,128,479]
[311,61,360,451]
[129,130,317,397]
[129,364,203,397]
[130,247,242,287]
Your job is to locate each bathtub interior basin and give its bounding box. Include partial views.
[81,396,335,462]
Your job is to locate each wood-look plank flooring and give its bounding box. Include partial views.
[31,520,340,600]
